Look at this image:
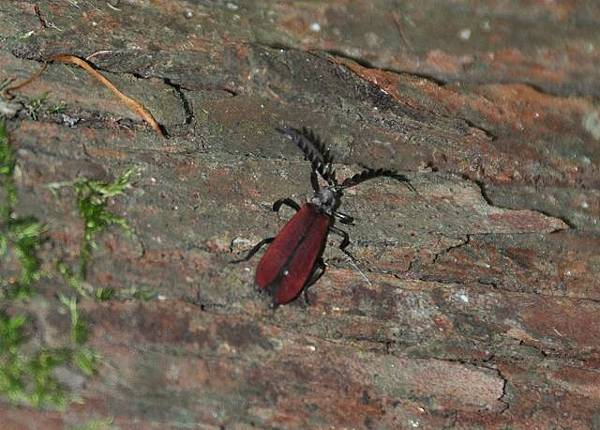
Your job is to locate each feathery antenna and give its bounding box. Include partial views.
[341,168,415,192]
[277,127,337,185]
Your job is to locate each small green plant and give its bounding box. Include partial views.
[0,122,102,409]
[94,287,116,301]
[59,294,88,346]
[1,123,151,412]
[0,312,69,408]
[57,260,92,297]
[58,260,155,302]
[0,122,44,298]
[127,285,158,301]
[48,101,67,114]
[59,294,101,377]
[0,297,101,408]
[24,92,49,120]
[75,168,135,278]
[70,417,119,430]
[1,217,44,298]
[0,123,70,408]
[50,167,137,280]
[0,120,17,219]
[58,261,117,302]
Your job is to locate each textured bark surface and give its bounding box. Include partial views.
[1,1,599,429]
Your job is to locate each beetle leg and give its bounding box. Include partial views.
[330,226,372,286]
[330,226,353,258]
[273,198,300,212]
[334,211,354,225]
[302,258,326,305]
[230,237,274,263]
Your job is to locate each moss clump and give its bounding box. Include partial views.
[0,121,101,409]
[0,312,69,408]
[50,167,137,280]
[74,167,135,278]
[0,121,44,299]
[0,120,17,218]
[24,92,48,121]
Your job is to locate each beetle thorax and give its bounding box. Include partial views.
[311,187,340,215]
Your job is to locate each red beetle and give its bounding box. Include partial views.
[234,127,413,306]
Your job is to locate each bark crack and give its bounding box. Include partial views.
[431,234,471,265]
[163,77,194,126]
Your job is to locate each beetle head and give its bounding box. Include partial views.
[311,185,342,216]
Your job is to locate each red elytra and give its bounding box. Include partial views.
[256,204,331,304]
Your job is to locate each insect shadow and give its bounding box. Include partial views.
[232,126,415,307]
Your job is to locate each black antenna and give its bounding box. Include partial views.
[277,127,337,185]
[341,168,415,192]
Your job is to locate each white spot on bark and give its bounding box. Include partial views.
[459,28,472,40]
[456,291,469,303]
[583,111,600,140]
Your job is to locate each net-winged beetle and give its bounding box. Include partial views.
[234,127,414,306]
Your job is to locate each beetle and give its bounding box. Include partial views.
[234,126,414,306]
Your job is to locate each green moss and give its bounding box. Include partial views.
[0,120,17,220]
[24,92,48,121]
[70,418,119,430]
[26,348,70,408]
[51,167,158,304]
[127,286,158,301]
[74,167,136,279]
[73,346,100,377]
[57,260,90,296]
[0,122,102,409]
[2,217,44,298]
[0,123,68,408]
[94,287,116,301]
[0,122,44,298]
[59,294,101,376]
[0,121,152,411]
[0,300,102,408]
[59,294,88,346]
[49,166,137,284]
[48,101,67,115]
[0,312,69,408]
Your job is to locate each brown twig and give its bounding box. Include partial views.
[49,54,165,137]
[1,53,165,137]
[1,63,48,100]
